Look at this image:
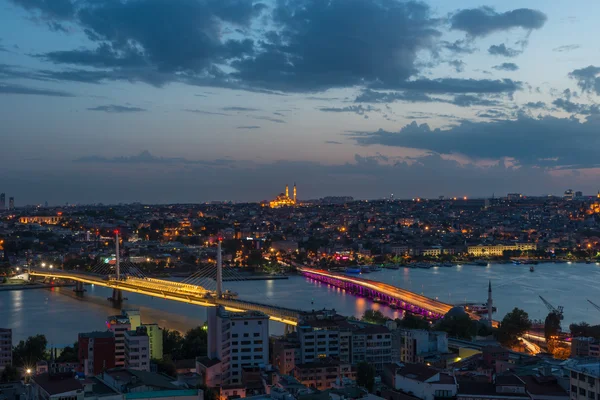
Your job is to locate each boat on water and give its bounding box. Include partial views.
[345,267,361,274]
[474,260,487,266]
[360,266,372,273]
[441,263,454,268]
[370,266,383,272]
[586,260,592,264]
[372,297,383,303]
[417,263,432,269]
[512,260,521,265]
[530,265,535,272]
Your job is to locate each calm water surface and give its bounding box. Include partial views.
[1,262,599,345]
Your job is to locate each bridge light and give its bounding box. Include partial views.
[41,263,46,267]
[49,265,53,269]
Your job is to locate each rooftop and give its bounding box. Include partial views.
[33,373,83,396]
[79,331,115,339]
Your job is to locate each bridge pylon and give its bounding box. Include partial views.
[216,238,223,299]
[74,281,86,296]
[109,288,123,307]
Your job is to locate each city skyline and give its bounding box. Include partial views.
[2,0,600,204]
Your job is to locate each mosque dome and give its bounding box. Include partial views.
[444,306,468,319]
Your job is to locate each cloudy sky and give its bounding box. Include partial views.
[1,0,600,205]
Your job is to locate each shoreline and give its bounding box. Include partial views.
[0,283,75,291]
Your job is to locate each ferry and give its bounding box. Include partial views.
[512,260,521,265]
[345,267,361,274]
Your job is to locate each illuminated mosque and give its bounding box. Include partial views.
[269,183,297,208]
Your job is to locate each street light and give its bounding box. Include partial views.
[49,265,53,269]
[41,263,46,268]
[26,369,31,374]
[16,267,19,271]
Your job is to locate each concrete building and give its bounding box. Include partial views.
[8,197,14,210]
[571,337,600,358]
[0,193,4,210]
[106,314,131,367]
[143,323,163,360]
[30,372,84,400]
[292,358,355,390]
[272,338,299,375]
[19,216,61,225]
[78,331,115,376]
[456,375,530,400]
[124,326,150,371]
[566,361,600,400]
[0,328,12,371]
[297,311,354,364]
[383,363,456,400]
[351,325,392,372]
[207,306,269,385]
[393,329,448,364]
[122,309,141,330]
[467,243,536,257]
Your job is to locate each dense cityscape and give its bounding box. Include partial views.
[1,188,600,400]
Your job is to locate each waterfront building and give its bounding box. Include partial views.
[143,323,163,360]
[18,216,61,225]
[122,309,141,330]
[106,314,131,367]
[467,243,536,257]
[0,329,11,371]
[124,326,150,371]
[269,183,297,208]
[78,331,116,376]
[207,306,269,385]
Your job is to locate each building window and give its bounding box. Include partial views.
[244,322,248,325]
[580,388,587,396]
[254,333,260,337]
[258,321,262,325]
[571,385,577,394]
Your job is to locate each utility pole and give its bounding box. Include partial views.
[115,230,120,280]
[217,238,223,298]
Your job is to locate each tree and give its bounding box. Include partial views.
[57,342,78,363]
[163,329,184,360]
[397,314,430,330]
[0,365,19,382]
[356,361,375,392]
[436,314,475,340]
[153,356,177,377]
[181,326,208,359]
[361,310,388,325]
[497,308,531,347]
[544,312,562,342]
[13,334,48,367]
[553,346,571,360]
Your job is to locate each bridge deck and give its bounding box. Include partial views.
[299,267,456,318]
[29,269,301,326]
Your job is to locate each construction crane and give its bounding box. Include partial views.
[539,296,564,320]
[587,299,600,312]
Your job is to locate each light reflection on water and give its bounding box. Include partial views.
[1,262,599,343]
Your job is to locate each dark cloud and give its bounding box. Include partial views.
[450,7,547,37]
[476,109,511,119]
[386,77,521,94]
[74,150,233,166]
[222,106,261,112]
[448,60,466,73]
[10,0,75,20]
[492,63,519,71]
[524,101,547,109]
[236,126,261,130]
[552,98,600,115]
[450,95,500,107]
[318,105,379,116]
[440,40,476,54]
[87,104,146,113]
[0,82,74,97]
[569,66,600,95]
[183,109,230,116]
[350,115,600,168]
[231,0,441,91]
[488,44,521,57]
[253,116,286,124]
[553,44,580,53]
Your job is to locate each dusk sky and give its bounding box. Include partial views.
[2,0,600,205]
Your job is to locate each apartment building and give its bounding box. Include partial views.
[124,326,150,371]
[106,314,131,367]
[0,329,11,370]
[78,331,115,376]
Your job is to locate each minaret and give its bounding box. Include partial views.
[293,182,297,204]
[487,280,493,327]
[285,184,289,198]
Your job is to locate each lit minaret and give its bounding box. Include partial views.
[285,184,289,198]
[293,182,297,203]
[487,280,493,326]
